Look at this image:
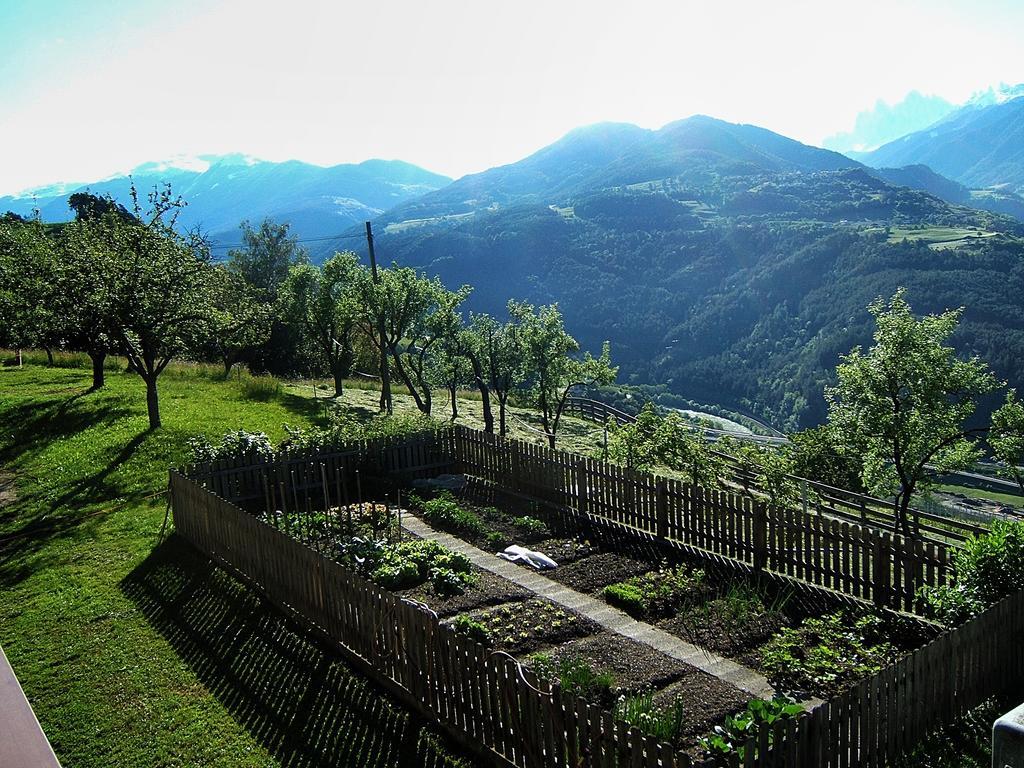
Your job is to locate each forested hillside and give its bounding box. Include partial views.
[371,118,1024,429]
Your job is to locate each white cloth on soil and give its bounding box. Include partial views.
[496,545,557,570]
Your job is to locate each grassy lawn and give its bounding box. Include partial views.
[0,361,468,767]
[934,483,1024,509]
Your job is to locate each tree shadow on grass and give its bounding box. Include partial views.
[121,536,470,768]
[0,429,150,588]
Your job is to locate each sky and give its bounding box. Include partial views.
[1,0,1023,195]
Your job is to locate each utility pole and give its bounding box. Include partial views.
[365,221,392,414]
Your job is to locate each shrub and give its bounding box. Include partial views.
[421,493,489,536]
[238,372,282,401]
[452,615,493,646]
[602,565,706,618]
[511,515,549,540]
[760,612,895,695]
[430,567,476,596]
[614,690,686,743]
[186,430,275,465]
[920,520,1024,625]
[529,653,614,703]
[284,411,439,451]
[701,696,803,761]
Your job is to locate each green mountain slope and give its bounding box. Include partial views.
[372,120,1024,429]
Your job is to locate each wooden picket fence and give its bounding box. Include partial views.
[448,427,951,614]
[562,397,991,545]
[172,427,1024,767]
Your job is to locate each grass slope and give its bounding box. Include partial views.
[0,362,468,767]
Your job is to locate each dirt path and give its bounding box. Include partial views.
[403,513,779,700]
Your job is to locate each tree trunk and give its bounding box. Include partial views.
[498,396,508,437]
[223,357,234,377]
[449,383,458,422]
[145,375,161,429]
[332,367,344,398]
[44,347,54,365]
[89,350,106,390]
[467,354,493,433]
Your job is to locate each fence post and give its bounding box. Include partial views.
[874,531,892,608]
[753,500,767,571]
[656,478,668,541]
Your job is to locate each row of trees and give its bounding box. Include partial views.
[0,188,616,440]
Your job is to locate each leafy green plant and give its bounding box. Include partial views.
[613,690,685,743]
[920,520,1024,625]
[485,530,510,549]
[420,492,489,536]
[602,565,705,618]
[511,515,549,540]
[701,696,803,762]
[529,653,614,702]
[760,612,895,695]
[451,615,493,646]
[602,582,647,615]
[430,567,476,596]
[186,429,275,465]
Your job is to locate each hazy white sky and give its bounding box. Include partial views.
[1,0,1022,195]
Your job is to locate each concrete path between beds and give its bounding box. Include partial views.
[402,513,779,701]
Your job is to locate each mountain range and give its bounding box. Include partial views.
[5,89,1024,430]
[858,85,1024,193]
[0,155,451,246]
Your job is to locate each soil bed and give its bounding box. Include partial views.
[397,567,531,618]
[545,551,652,594]
[542,632,692,693]
[453,598,602,655]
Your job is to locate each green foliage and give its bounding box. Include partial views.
[728,440,798,510]
[607,402,725,487]
[451,615,493,646]
[420,492,489,536]
[284,410,439,451]
[529,653,614,701]
[760,612,895,694]
[602,565,705,618]
[613,690,686,743]
[362,539,473,594]
[920,520,1024,625]
[510,515,549,540]
[509,300,616,447]
[278,252,362,395]
[785,425,865,493]
[701,696,803,761]
[990,390,1024,493]
[237,372,282,401]
[826,289,1000,530]
[205,265,273,375]
[186,429,275,465]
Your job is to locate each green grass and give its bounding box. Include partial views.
[0,361,470,767]
[881,226,1000,250]
[935,484,1024,509]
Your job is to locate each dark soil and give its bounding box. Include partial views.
[543,632,691,693]
[650,672,751,751]
[546,551,651,594]
[397,568,532,618]
[528,536,598,565]
[460,598,602,655]
[659,599,789,658]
